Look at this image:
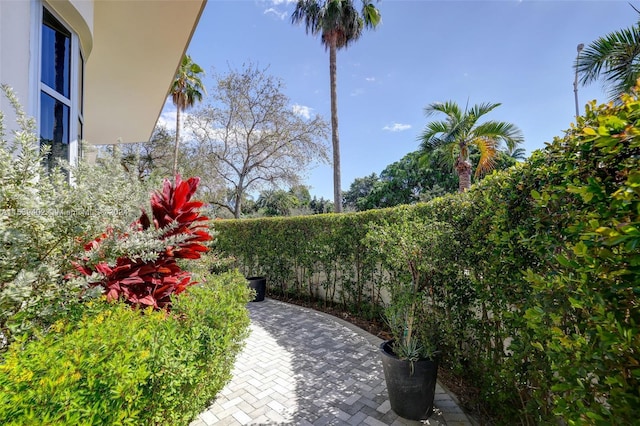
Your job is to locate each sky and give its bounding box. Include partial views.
[159,0,636,200]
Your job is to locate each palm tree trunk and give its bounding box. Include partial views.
[173,105,182,176]
[329,42,342,213]
[455,156,472,192]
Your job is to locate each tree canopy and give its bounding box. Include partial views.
[170,55,205,175]
[418,100,523,192]
[186,64,330,218]
[576,14,640,100]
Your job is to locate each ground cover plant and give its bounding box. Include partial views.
[0,272,251,425]
[213,88,640,424]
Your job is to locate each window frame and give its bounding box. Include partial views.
[32,0,84,169]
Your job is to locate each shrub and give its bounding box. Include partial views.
[72,175,212,309]
[0,85,155,349]
[364,210,458,361]
[520,93,640,424]
[0,271,251,425]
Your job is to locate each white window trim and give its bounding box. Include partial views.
[30,0,84,168]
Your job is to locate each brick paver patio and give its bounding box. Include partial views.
[191,298,474,426]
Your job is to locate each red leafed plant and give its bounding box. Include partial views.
[72,176,212,309]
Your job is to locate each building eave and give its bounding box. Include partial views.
[83,0,207,146]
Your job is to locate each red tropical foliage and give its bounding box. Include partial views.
[72,176,212,309]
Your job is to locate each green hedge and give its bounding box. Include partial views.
[0,271,251,425]
[212,92,640,424]
[214,210,389,318]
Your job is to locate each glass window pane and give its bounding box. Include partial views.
[41,8,70,98]
[41,91,69,168]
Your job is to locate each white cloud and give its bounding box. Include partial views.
[292,104,312,119]
[157,110,177,132]
[156,107,200,141]
[383,123,412,132]
[264,8,287,20]
[263,0,296,19]
[350,88,365,97]
[365,77,376,82]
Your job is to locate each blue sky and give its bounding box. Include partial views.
[160,0,635,200]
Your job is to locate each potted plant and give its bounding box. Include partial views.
[364,209,455,421]
[246,276,266,302]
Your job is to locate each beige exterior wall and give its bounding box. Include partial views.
[0,1,34,122]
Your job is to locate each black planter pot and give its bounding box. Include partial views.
[379,340,439,421]
[246,276,266,302]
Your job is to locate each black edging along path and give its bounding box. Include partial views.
[191,298,475,426]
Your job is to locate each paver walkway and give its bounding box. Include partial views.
[191,299,474,426]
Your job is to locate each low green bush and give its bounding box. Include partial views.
[0,271,251,425]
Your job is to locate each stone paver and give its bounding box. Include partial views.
[192,299,474,425]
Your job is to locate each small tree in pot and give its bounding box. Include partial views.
[364,209,456,420]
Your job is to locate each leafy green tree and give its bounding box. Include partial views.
[358,151,457,210]
[309,196,333,214]
[418,101,523,192]
[576,16,640,100]
[256,189,300,216]
[291,0,381,213]
[343,173,378,210]
[170,54,206,175]
[347,148,517,211]
[289,184,312,209]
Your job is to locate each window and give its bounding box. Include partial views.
[39,6,83,171]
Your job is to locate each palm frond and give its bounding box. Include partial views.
[473,120,524,151]
[468,102,501,120]
[473,137,497,177]
[577,23,640,99]
[507,147,527,161]
[419,121,464,158]
[362,1,382,28]
[291,0,322,35]
[424,101,462,120]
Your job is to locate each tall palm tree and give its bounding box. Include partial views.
[576,20,640,100]
[170,54,205,176]
[291,0,381,213]
[418,101,523,192]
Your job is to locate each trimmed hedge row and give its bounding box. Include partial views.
[213,93,639,424]
[0,271,251,426]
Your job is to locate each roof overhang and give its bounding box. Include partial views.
[83,0,206,145]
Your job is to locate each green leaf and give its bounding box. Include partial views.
[568,297,584,309]
[573,241,588,256]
